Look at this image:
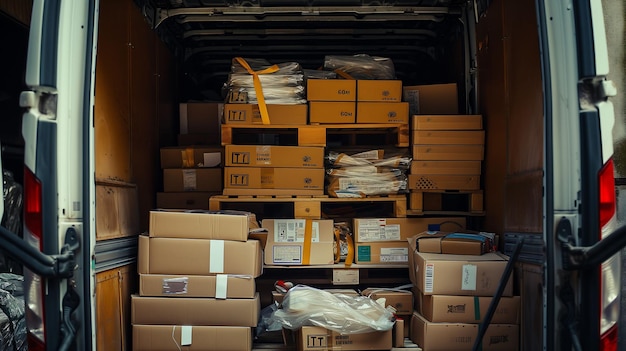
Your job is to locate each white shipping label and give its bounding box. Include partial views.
[256,145,272,165]
[215,274,228,299]
[461,264,477,291]
[357,220,401,241]
[380,248,408,262]
[182,169,197,190]
[274,220,320,242]
[162,277,188,295]
[181,326,192,345]
[424,263,434,293]
[202,152,221,167]
[273,246,302,264]
[209,240,225,273]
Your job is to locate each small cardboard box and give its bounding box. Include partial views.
[160,146,222,168]
[163,168,222,192]
[177,133,220,146]
[355,242,409,264]
[225,145,325,168]
[139,274,256,298]
[133,325,252,351]
[138,236,263,277]
[412,145,485,161]
[411,312,519,351]
[408,174,481,191]
[353,217,467,243]
[263,219,335,265]
[224,167,324,190]
[421,294,520,324]
[291,326,392,351]
[402,83,458,115]
[307,79,356,101]
[179,102,222,135]
[410,160,482,175]
[412,130,485,145]
[223,103,308,125]
[411,115,483,130]
[149,210,249,241]
[131,294,260,327]
[362,288,413,315]
[156,192,215,210]
[415,231,493,256]
[356,102,409,123]
[309,101,356,123]
[357,80,403,102]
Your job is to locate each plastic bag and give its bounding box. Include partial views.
[323,54,396,80]
[230,58,302,75]
[327,174,408,198]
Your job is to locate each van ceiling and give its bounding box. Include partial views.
[135,0,468,100]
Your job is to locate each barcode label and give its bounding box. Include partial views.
[425,263,434,293]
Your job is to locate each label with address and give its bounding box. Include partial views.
[162,277,188,295]
[357,219,402,241]
[424,263,435,293]
[461,264,477,291]
[272,245,302,264]
[380,247,408,262]
[274,219,320,243]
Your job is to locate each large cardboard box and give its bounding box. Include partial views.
[412,145,485,161]
[139,273,256,298]
[411,115,483,130]
[415,231,493,256]
[163,168,222,192]
[224,167,324,190]
[412,130,485,145]
[138,236,263,277]
[160,146,221,168]
[355,242,408,264]
[361,288,413,315]
[309,101,356,123]
[291,326,392,351]
[263,219,335,265]
[133,325,252,351]
[156,192,215,210]
[410,160,482,175]
[225,145,325,168]
[149,210,249,241]
[356,102,409,124]
[307,79,356,101]
[421,294,520,324]
[408,174,481,191]
[402,83,458,115]
[352,217,467,243]
[411,312,519,351]
[223,103,308,125]
[131,294,260,327]
[179,102,222,135]
[357,80,403,102]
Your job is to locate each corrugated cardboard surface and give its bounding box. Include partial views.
[156,192,215,210]
[131,294,260,326]
[133,325,252,351]
[412,145,485,161]
[356,102,409,124]
[224,167,324,190]
[410,160,482,175]
[263,219,335,265]
[163,168,222,192]
[149,210,249,241]
[412,130,485,145]
[294,326,392,351]
[421,294,520,324]
[160,146,222,168]
[307,80,356,101]
[223,103,308,125]
[139,274,256,298]
[225,145,325,168]
[411,115,483,131]
[352,217,467,242]
[309,101,356,123]
[179,102,221,135]
[417,235,487,256]
[362,288,413,315]
[95,183,139,241]
[138,236,263,277]
[357,80,403,102]
[402,83,458,115]
[355,242,409,264]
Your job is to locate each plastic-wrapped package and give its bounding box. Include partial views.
[327,167,404,178]
[327,173,408,198]
[230,58,302,75]
[226,86,307,105]
[327,152,411,169]
[303,69,338,80]
[0,274,25,351]
[272,285,395,334]
[227,73,304,88]
[1,170,22,236]
[323,54,396,80]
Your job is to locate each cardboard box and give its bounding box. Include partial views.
[292,326,392,351]
[356,102,409,124]
[149,210,249,241]
[411,312,519,351]
[353,217,467,243]
[156,192,215,210]
[223,103,308,125]
[408,174,481,190]
[415,231,493,256]
[133,325,252,351]
[179,102,221,135]
[224,167,324,190]
[394,319,405,348]
[139,274,256,298]
[421,294,520,324]
[402,83,458,115]
[355,242,408,264]
[225,145,325,168]
[362,288,413,315]
[263,219,335,265]
[138,236,263,277]
[412,145,485,161]
[411,115,483,130]
[131,294,260,327]
[163,168,222,192]
[309,101,356,123]
[412,130,485,145]
[410,160,482,175]
[406,243,513,296]
[160,146,221,168]
[307,79,356,101]
[357,80,403,102]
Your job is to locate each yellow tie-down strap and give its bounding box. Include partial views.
[234,57,280,125]
[334,226,355,268]
[302,219,313,265]
[181,147,195,168]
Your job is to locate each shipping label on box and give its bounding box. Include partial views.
[263,219,334,265]
[355,242,409,264]
[411,115,483,130]
[225,145,324,168]
[307,79,356,101]
[356,102,409,123]
[353,217,467,242]
[309,101,356,123]
[223,103,308,125]
[402,83,458,115]
[224,167,324,190]
[357,80,403,102]
[421,294,520,324]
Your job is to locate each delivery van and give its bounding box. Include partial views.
[1,0,626,350]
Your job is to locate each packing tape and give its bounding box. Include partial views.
[215,274,228,299]
[181,325,192,345]
[209,240,225,273]
[474,296,481,321]
[345,234,354,268]
[234,57,279,125]
[333,69,355,80]
[302,219,313,265]
[182,169,197,191]
[181,147,195,167]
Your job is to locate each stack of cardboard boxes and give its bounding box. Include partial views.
[132,210,262,351]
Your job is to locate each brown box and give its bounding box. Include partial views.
[411,312,519,351]
[179,102,222,135]
[223,103,308,125]
[352,217,467,243]
[224,167,324,190]
[355,242,408,264]
[415,231,491,256]
[138,236,263,277]
[163,168,222,192]
[131,294,260,327]
[225,145,325,168]
[307,79,356,101]
[160,146,222,169]
[356,102,409,124]
[133,325,252,351]
[421,294,520,324]
[292,326,392,351]
[408,174,481,190]
[411,115,483,130]
[412,130,485,145]
[156,192,215,210]
[362,288,413,315]
[412,145,485,161]
[402,83,458,115]
[263,219,335,265]
[149,210,249,241]
[139,274,256,298]
[177,133,220,146]
[357,80,403,102]
[394,319,405,348]
[407,243,512,296]
[309,101,356,123]
[410,160,482,175]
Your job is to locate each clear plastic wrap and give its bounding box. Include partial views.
[327,174,408,198]
[227,73,304,88]
[326,151,411,169]
[0,274,25,351]
[323,54,396,80]
[273,285,395,334]
[1,170,23,236]
[230,58,302,75]
[225,86,307,105]
[303,69,338,80]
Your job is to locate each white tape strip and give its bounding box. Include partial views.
[209,240,225,273]
[181,325,192,345]
[215,274,228,299]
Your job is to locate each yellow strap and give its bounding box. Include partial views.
[344,233,354,268]
[181,148,195,167]
[234,57,280,125]
[334,227,342,264]
[333,69,355,80]
[302,219,313,265]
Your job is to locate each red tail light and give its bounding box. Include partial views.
[598,159,615,232]
[24,166,43,245]
[600,324,618,351]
